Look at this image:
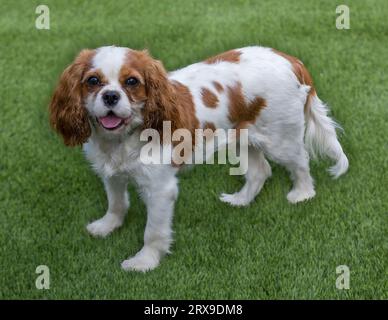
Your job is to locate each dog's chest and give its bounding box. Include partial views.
[83,135,143,178]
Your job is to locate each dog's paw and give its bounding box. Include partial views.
[287,188,316,204]
[121,247,160,272]
[86,213,123,237]
[219,192,250,207]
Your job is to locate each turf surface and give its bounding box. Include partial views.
[0,0,387,299]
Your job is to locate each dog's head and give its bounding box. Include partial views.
[49,46,172,146]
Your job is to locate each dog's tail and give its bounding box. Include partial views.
[304,93,349,178]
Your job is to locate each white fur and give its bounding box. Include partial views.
[304,95,349,178]
[79,46,348,272]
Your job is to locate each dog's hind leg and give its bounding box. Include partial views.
[220,147,271,207]
[282,145,316,204]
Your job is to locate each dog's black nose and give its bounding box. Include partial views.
[102,90,120,107]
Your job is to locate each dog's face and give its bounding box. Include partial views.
[85,47,145,135]
[49,46,172,146]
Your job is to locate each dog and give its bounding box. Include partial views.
[49,46,348,271]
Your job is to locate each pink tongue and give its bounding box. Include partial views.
[99,115,123,129]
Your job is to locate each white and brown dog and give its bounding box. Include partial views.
[49,46,348,271]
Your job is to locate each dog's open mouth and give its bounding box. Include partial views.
[98,112,130,131]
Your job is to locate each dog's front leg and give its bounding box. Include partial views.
[87,175,129,237]
[121,175,178,272]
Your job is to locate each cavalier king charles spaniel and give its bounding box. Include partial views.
[49,46,348,272]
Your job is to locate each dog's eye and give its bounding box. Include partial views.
[87,76,100,86]
[125,77,139,86]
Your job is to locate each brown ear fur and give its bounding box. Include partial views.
[49,49,94,146]
[141,52,198,144]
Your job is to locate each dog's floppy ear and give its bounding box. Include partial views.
[142,51,177,135]
[141,50,198,146]
[49,49,94,146]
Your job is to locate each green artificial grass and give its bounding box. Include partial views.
[0,0,387,299]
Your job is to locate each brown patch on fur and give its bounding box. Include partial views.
[201,88,218,108]
[200,122,217,145]
[82,69,108,98]
[227,83,266,128]
[203,122,216,131]
[234,121,252,137]
[126,50,200,147]
[82,69,108,86]
[169,81,199,166]
[170,81,200,147]
[213,81,224,93]
[272,49,316,112]
[205,50,241,64]
[119,62,147,103]
[234,121,252,130]
[49,49,95,146]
